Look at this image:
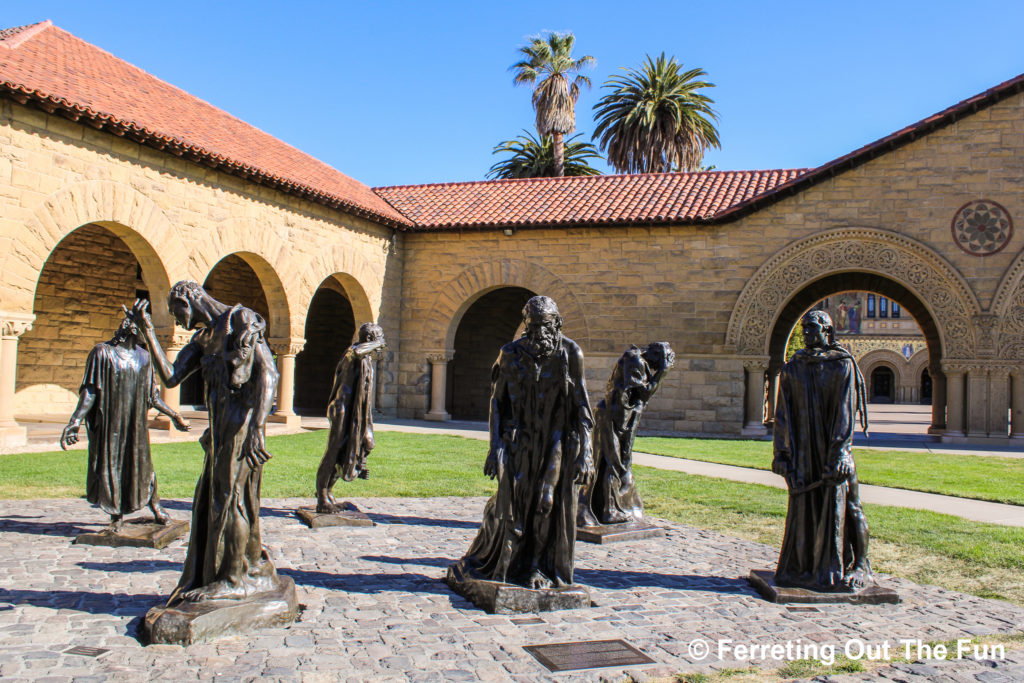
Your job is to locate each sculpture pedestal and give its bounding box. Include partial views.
[296,502,374,528]
[74,519,189,550]
[445,563,591,614]
[576,520,665,544]
[142,577,299,645]
[748,570,899,605]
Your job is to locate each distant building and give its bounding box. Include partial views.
[811,292,931,404]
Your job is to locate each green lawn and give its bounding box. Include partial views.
[4,430,1024,603]
[635,436,1024,506]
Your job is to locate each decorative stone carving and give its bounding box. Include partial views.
[269,337,307,357]
[726,228,980,359]
[0,314,34,339]
[426,351,455,364]
[973,314,999,357]
[951,200,1012,256]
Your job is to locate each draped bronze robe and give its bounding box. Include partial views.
[454,336,593,588]
[81,343,159,515]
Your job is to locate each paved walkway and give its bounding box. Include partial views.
[0,497,1022,682]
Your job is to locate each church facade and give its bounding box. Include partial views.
[2,21,1023,447]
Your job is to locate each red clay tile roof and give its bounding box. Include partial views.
[0,21,411,227]
[374,169,808,230]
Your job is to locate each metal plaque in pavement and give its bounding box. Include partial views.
[523,639,655,672]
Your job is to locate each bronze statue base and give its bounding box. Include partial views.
[576,520,665,544]
[74,518,189,550]
[748,570,899,605]
[142,576,299,645]
[296,503,374,528]
[445,563,591,614]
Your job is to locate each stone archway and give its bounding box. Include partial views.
[728,228,981,435]
[421,258,589,421]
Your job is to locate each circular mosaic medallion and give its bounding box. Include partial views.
[951,200,1012,256]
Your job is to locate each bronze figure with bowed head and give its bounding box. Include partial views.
[447,296,595,612]
[61,310,189,532]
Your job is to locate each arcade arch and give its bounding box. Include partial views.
[15,221,174,413]
[448,286,535,420]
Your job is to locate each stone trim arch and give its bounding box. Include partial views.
[908,348,931,378]
[858,349,909,388]
[726,228,981,359]
[424,259,590,352]
[8,180,188,328]
[988,246,1024,359]
[195,217,293,338]
[292,244,380,331]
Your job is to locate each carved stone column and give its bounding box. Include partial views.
[942,363,966,437]
[1011,369,1024,439]
[741,358,769,436]
[928,362,946,433]
[965,365,990,437]
[987,366,1011,438]
[151,326,192,430]
[0,312,35,448]
[424,351,454,421]
[268,337,306,427]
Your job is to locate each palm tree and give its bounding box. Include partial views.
[592,53,720,173]
[511,32,595,177]
[487,131,602,179]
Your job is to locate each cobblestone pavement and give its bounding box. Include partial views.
[0,497,1021,682]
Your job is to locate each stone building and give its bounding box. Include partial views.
[2,20,1023,448]
[811,291,930,404]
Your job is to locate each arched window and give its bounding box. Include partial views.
[866,294,876,318]
[879,297,888,318]
[891,301,901,318]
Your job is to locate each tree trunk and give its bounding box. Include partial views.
[553,132,565,177]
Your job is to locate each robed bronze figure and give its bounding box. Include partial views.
[771,310,874,592]
[131,283,289,605]
[315,323,386,513]
[61,313,189,531]
[448,296,594,603]
[578,342,674,528]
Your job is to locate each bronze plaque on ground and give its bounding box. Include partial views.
[523,639,655,672]
[74,519,189,549]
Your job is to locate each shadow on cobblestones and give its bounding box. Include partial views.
[575,568,752,594]
[359,555,452,567]
[77,560,180,574]
[279,568,451,596]
[0,516,96,537]
[0,588,163,617]
[365,513,480,529]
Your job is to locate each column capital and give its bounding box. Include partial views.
[0,311,35,339]
[155,324,192,350]
[426,350,455,364]
[269,337,306,356]
[741,356,770,373]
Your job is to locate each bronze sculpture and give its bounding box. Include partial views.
[315,323,386,511]
[61,312,189,534]
[131,282,298,643]
[577,342,674,533]
[447,296,594,612]
[750,310,895,603]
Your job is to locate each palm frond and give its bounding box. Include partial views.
[487,130,603,179]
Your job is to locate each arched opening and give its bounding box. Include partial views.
[768,273,943,436]
[180,254,272,406]
[16,223,167,414]
[294,280,356,415]
[870,367,895,403]
[920,368,933,405]
[448,286,535,420]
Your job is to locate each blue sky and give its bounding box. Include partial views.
[7,1,1024,187]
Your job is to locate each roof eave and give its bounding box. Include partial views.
[0,82,413,229]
